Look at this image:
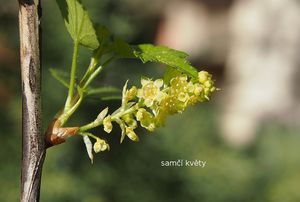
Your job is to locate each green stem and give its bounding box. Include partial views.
[79,119,103,132]
[111,105,138,121]
[80,56,115,89]
[79,45,104,86]
[78,132,99,140]
[83,66,103,89]
[59,91,84,126]
[79,104,140,132]
[59,52,115,127]
[65,41,80,111]
[79,57,98,88]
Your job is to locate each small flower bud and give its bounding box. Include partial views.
[154,79,164,88]
[187,82,195,93]
[125,127,139,141]
[93,141,101,153]
[204,80,212,88]
[194,84,203,96]
[125,86,137,101]
[198,71,210,84]
[135,108,156,131]
[136,108,146,121]
[178,92,189,102]
[204,87,210,95]
[146,123,156,132]
[93,138,110,153]
[103,115,113,133]
[122,114,137,129]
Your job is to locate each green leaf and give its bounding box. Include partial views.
[101,96,122,101]
[93,25,113,57]
[96,24,111,44]
[49,68,70,88]
[95,25,111,47]
[87,86,121,96]
[57,0,99,50]
[86,86,121,101]
[134,44,198,78]
[163,67,182,84]
[93,27,134,59]
[113,37,135,59]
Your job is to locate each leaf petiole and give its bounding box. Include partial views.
[64,41,79,112]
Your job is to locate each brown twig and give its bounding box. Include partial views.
[19,0,45,201]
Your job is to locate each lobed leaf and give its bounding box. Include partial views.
[92,25,113,58]
[100,96,122,101]
[134,44,198,78]
[95,25,111,46]
[113,37,135,59]
[87,86,121,96]
[57,0,99,49]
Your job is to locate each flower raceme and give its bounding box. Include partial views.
[82,70,217,155]
[140,71,216,127]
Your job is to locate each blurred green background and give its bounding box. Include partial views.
[1,0,300,202]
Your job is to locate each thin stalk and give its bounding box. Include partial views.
[59,91,84,126]
[59,57,115,125]
[78,132,99,140]
[79,120,103,132]
[80,56,115,88]
[65,41,79,111]
[56,53,115,129]
[79,57,98,87]
[83,65,103,89]
[79,104,139,132]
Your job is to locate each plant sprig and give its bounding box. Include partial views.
[46,0,218,163]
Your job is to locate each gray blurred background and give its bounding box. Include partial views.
[1,0,300,201]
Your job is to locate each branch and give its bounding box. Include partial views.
[18,0,45,201]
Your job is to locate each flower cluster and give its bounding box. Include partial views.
[137,71,216,127]
[97,70,217,147]
[79,70,216,161]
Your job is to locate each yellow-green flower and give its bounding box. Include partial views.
[154,107,168,127]
[135,108,156,131]
[196,71,216,100]
[112,70,217,144]
[187,81,195,93]
[137,78,165,107]
[198,71,211,84]
[93,138,110,153]
[125,86,137,101]
[103,115,113,133]
[193,83,203,96]
[125,126,139,141]
[122,114,137,129]
[178,92,189,102]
